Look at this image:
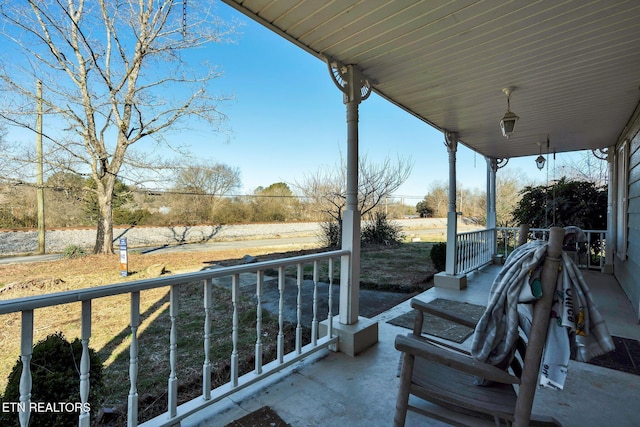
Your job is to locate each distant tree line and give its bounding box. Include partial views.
[413,164,607,230]
[415,169,526,225]
[1,170,607,233]
[0,176,414,229]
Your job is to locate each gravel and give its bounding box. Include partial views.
[0,222,322,255]
[0,218,449,256]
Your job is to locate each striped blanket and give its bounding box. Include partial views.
[471,239,615,390]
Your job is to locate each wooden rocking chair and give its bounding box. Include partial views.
[394,227,565,427]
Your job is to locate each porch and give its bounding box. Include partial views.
[185,264,640,427]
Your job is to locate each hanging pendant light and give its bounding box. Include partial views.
[535,138,547,170]
[499,87,519,139]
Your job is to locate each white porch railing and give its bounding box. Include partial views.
[454,228,495,275]
[496,227,606,270]
[454,227,607,274]
[0,250,348,427]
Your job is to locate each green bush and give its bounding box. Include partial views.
[320,221,341,247]
[113,208,151,225]
[62,245,86,259]
[1,332,104,427]
[361,212,405,246]
[430,242,447,272]
[0,210,37,229]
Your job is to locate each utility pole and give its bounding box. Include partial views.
[36,80,45,254]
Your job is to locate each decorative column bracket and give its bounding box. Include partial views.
[489,157,509,172]
[592,147,609,161]
[444,131,458,214]
[326,58,373,105]
[326,57,372,213]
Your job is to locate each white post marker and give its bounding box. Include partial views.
[119,238,128,276]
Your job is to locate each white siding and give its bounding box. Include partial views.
[615,112,640,321]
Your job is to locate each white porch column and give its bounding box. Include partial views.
[319,59,377,356]
[487,157,508,264]
[485,157,508,228]
[341,69,361,325]
[604,146,615,273]
[434,131,467,289]
[486,158,498,230]
[486,159,493,229]
[445,131,458,275]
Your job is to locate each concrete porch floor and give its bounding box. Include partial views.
[184,265,640,427]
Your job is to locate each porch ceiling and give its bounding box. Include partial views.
[222,0,640,159]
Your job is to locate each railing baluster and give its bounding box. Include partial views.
[457,235,462,274]
[19,310,33,427]
[327,258,334,338]
[231,274,239,387]
[277,266,285,364]
[468,235,472,270]
[312,261,319,346]
[455,235,460,274]
[586,232,591,269]
[471,236,475,269]
[471,235,475,268]
[600,231,606,269]
[79,300,91,427]
[296,263,303,354]
[203,279,212,399]
[168,285,178,418]
[465,235,470,271]
[128,292,140,427]
[461,235,466,273]
[255,271,264,374]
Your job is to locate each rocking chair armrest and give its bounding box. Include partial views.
[411,298,478,329]
[395,334,521,385]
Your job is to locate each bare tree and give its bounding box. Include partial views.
[0,1,234,253]
[421,180,489,222]
[170,161,240,223]
[423,181,449,218]
[174,162,241,196]
[252,182,300,222]
[496,168,527,227]
[556,151,608,186]
[295,154,413,223]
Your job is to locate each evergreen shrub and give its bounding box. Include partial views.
[1,332,104,427]
[62,245,86,259]
[361,212,405,245]
[430,242,447,272]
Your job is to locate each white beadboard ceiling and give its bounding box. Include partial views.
[222,0,640,159]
